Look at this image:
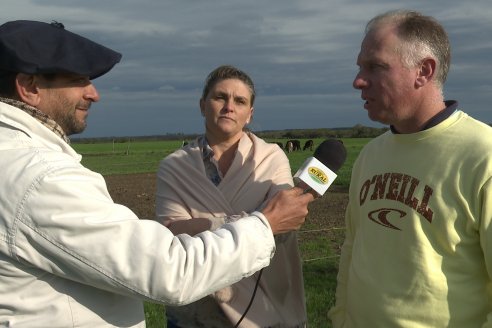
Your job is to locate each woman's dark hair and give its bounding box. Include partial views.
[201,65,256,106]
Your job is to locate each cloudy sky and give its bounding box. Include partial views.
[2,0,491,138]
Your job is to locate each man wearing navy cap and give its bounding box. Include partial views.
[0,20,313,327]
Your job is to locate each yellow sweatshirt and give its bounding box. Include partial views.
[330,111,492,327]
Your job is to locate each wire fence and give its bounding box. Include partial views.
[298,226,345,263]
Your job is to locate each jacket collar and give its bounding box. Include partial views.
[0,97,69,143]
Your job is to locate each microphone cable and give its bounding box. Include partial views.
[233,268,263,328]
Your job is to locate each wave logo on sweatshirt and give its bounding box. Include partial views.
[308,167,328,184]
[368,208,407,230]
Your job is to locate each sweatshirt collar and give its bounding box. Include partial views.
[390,100,459,134]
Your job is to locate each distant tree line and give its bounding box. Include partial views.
[72,133,201,144]
[72,125,388,144]
[255,124,388,140]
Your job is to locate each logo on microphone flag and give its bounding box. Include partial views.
[308,167,328,184]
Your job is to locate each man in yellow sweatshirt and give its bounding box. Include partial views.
[330,9,492,327]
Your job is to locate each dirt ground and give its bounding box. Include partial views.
[105,173,349,239]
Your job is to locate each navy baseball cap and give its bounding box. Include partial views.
[0,20,122,79]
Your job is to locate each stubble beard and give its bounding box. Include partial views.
[52,99,90,136]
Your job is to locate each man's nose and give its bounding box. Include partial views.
[85,83,100,102]
[353,72,368,90]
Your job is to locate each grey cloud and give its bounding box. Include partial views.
[1,0,491,137]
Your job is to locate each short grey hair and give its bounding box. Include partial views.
[366,10,451,88]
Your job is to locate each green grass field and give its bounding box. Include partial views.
[74,138,370,184]
[73,137,371,327]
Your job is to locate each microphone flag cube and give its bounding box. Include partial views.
[293,157,338,196]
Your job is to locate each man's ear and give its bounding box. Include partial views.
[15,73,41,106]
[415,57,436,88]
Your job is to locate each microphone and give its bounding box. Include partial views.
[293,139,347,196]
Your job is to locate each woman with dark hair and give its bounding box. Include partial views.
[156,65,307,327]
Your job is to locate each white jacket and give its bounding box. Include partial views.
[0,101,276,327]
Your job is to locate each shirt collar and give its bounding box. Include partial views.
[198,135,214,160]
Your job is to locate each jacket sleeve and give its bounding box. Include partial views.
[9,163,275,306]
